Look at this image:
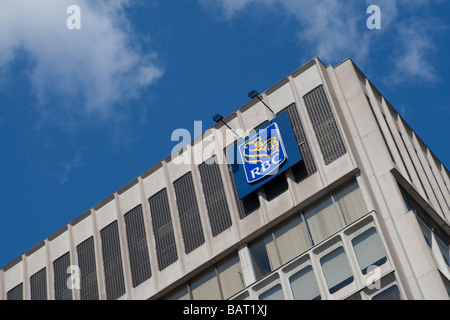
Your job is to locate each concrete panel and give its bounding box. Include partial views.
[266,78,296,114]
[240,102,270,132]
[191,129,216,165]
[263,184,294,224]
[291,63,323,97]
[165,147,192,183]
[26,243,47,277]
[3,259,24,297]
[289,173,324,208]
[361,132,396,175]
[71,212,93,245]
[94,197,117,230]
[48,228,71,262]
[346,93,378,139]
[141,165,166,197]
[334,60,364,101]
[117,181,141,215]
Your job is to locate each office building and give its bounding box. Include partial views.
[1,57,449,300]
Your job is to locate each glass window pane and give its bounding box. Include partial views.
[436,238,450,266]
[165,285,190,300]
[289,265,321,300]
[304,197,344,244]
[249,234,280,279]
[274,216,311,265]
[320,247,354,294]
[217,254,245,299]
[334,181,368,224]
[259,284,285,300]
[372,285,401,300]
[418,219,432,248]
[190,269,222,300]
[352,227,387,274]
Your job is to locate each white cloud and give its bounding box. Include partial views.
[200,0,370,64]
[58,148,84,185]
[0,0,162,128]
[391,25,437,84]
[200,0,442,84]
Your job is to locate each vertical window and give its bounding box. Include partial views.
[352,228,387,274]
[30,268,47,300]
[365,95,396,164]
[418,219,433,248]
[124,205,152,288]
[165,253,243,300]
[217,254,245,299]
[304,197,344,245]
[100,221,126,300]
[382,114,412,182]
[334,181,367,224]
[249,234,277,279]
[273,216,311,265]
[76,237,99,300]
[190,268,222,300]
[249,216,313,280]
[165,285,190,300]
[53,252,72,300]
[320,247,354,294]
[259,284,285,300]
[289,265,321,300]
[436,237,450,267]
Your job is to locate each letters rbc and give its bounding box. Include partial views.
[250,153,282,179]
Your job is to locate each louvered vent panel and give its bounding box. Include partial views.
[198,156,232,236]
[148,189,178,271]
[124,205,152,287]
[304,85,346,165]
[173,172,205,254]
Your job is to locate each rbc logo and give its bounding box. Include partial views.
[238,122,287,183]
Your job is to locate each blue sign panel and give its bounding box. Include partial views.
[238,122,287,183]
[227,112,302,199]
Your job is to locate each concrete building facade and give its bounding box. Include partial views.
[1,58,449,300]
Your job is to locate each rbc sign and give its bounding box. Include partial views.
[227,112,302,199]
[238,123,287,183]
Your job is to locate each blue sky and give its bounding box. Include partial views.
[0,0,449,268]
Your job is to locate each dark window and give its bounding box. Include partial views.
[320,247,354,294]
[263,174,289,201]
[365,95,396,163]
[248,235,274,280]
[351,228,387,275]
[173,172,205,253]
[76,237,99,300]
[148,189,178,271]
[198,156,233,236]
[100,221,126,300]
[124,205,152,287]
